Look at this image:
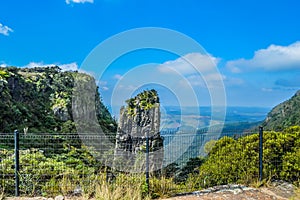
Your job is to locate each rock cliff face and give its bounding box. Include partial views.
[262,90,300,131]
[0,66,117,134]
[114,90,164,172]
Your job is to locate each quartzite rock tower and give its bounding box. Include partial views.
[114,89,164,172]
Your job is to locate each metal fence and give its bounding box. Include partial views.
[0,127,270,197]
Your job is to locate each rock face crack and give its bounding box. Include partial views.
[114,90,164,172]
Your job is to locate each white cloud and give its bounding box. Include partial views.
[0,23,13,36]
[157,53,225,92]
[23,62,47,68]
[183,75,205,87]
[182,74,243,88]
[113,74,123,80]
[227,64,241,73]
[22,61,79,71]
[0,63,8,68]
[60,62,79,71]
[101,86,109,91]
[116,84,136,91]
[98,80,107,86]
[66,0,94,4]
[261,88,273,92]
[227,41,300,72]
[180,73,226,89]
[98,81,110,91]
[158,53,220,75]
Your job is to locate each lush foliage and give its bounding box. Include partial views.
[0,145,153,199]
[0,145,98,196]
[262,90,300,131]
[0,66,117,134]
[193,126,300,187]
[1,68,299,198]
[125,89,159,116]
[0,126,299,198]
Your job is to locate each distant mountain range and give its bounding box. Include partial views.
[160,90,300,167]
[159,106,271,132]
[154,90,300,132]
[109,105,271,132]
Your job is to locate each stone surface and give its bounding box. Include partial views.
[162,183,296,200]
[114,90,164,172]
[73,185,82,196]
[54,195,64,200]
[176,184,259,197]
[4,182,297,200]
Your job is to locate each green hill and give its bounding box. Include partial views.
[0,66,117,134]
[261,90,300,131]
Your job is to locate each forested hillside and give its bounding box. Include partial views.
[261,90,300,131]
[0,66,117,134]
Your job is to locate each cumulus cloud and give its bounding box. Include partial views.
[60,62,79,71]
[0,23,13,36]
[113,74,123,80]
[158,53,220,75]
[101,86,109,91]
[183,75,205,87]
[227,41,300,72]
[179,73,226,89]
[22,62,79,71]
[23,62,47,68]
[97,81,110,91]
[157,53,225,91]
[66,0,94,4]
[0,63,8,67]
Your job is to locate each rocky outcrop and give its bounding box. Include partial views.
[0,66,117,133]
[167,181,296,200]
[261,90,300,131]
[114,90,164,172]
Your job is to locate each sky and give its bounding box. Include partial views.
[0,0,300,109]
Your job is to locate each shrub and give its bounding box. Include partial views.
[194,126,300,188]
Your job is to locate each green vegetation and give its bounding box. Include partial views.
[0,148,152,200]
[194,126,300,187]
[1,126,298,198]
[125,89,159,116]
[262,90,300,131]
[0,67,299,198]
[0,66,116,134]
[0,145,98,196]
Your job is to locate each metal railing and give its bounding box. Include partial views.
[0,127,269,197]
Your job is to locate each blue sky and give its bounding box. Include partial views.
[0,0,300,109]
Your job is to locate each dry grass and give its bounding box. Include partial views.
[150,176,179,199]
[289,187,300,200]
[94,173,150,200]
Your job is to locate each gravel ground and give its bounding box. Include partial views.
[161,182,298,200]
[4,181,298,200]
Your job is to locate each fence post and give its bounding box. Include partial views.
[145,133,150,193]
[259,126,263,182]
[14,129,20,196]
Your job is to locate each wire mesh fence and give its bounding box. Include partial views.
[0,127,298,197]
